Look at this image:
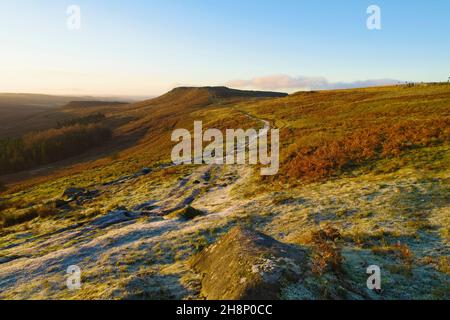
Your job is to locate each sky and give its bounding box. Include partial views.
[0,0,449,97]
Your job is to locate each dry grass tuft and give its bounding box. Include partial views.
[288,119,449,182]
[293,225,343,276]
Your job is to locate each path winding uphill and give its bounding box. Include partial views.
[0,109,272,299]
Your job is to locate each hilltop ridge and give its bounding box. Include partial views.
[132,86,288,110]
[166,86,288,99]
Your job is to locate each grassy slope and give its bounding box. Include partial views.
[0,87,269,194]
[0,85,448,299]
[238,84,449,179]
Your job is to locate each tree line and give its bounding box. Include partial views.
[57,112,106,128]
[0,123,112,175]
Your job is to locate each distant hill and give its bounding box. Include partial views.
[112,86,288,140]
[63,101,128,109]
[0,93,89,109]
[133,86,287,108]
[0,94,127,137]
[166,86,288,99]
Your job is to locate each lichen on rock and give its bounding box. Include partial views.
[190,226,308,300]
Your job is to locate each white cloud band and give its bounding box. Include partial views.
[227,74,401,91]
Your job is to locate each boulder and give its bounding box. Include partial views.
[90,210,139,229]
[165,206,204,221]
[133,200,158,212]
[62,187,99,203]
[62,187,87,201]
[191,227,307,300]
[54,199,70,209]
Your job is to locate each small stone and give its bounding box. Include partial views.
[62,187,87,201]
[55,199,69,208]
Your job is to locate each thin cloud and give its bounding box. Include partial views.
[227,74,401,91]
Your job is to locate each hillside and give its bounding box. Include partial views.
[166,86,288,99]
[0,84,448,300]
[0,87,283,186]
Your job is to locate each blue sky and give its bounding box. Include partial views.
[0,0,449,97]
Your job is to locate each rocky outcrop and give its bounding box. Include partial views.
[191,227,308,300]
[90,210,139,229]
[101,168,153,187]
[62,187,99,203]
[165,206,204,221]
